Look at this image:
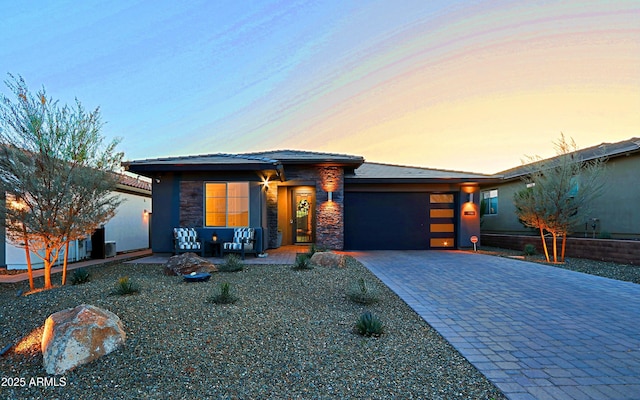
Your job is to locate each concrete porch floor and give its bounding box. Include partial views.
[132,245,310,266]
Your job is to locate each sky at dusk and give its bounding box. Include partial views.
[1,0,638,174]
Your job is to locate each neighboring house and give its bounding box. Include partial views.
[1,174,152,269]
[480,137,640,240]
[124,150,499,253]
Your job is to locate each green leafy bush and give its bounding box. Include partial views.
[292,253,313,270]
[112,276,140,295]
[523,244,536,256]
[348,278,379,305]
[208,282,238,304]
[70,268,90,285]
[355,312,384,337]
[219,254,244,272]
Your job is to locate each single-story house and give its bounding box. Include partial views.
[1,174,152,269]
[124,150,500,253]
[480,137,640,240]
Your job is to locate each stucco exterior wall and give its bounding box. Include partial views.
[481,153,640,240]
[4,189,151,270]
[150,173,267,254]
[104,191,152,253]
[587,155,640,239]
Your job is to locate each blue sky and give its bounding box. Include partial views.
[1,0,638,173]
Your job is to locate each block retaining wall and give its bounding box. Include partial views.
[481,234,640,265]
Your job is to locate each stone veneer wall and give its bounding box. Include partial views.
[269,166,345,250]
[179,181,203,227]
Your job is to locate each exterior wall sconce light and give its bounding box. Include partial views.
[212,232,218,243]
[467,192,474,203]
[328,191,333,202]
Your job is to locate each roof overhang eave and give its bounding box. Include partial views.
[344,177,504,185]
[124,162,282,176]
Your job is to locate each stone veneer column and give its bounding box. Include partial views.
[265,184,278,248]
[180,181,203,227]
[316,166,344,250]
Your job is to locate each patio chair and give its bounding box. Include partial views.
[173,227,204,256]
[222,228,257,260]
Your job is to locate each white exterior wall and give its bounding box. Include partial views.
[4,190,151,270]
[103,191,151,253]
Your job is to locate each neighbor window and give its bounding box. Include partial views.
[482,189,498,215]
[205,182,249,227]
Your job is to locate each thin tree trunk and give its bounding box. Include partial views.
[22,226,34,291]
[561,234,567,263]
[61,241,70,286]
[552,232,558,263]
[539,227,550,262]
[43,246,53,290]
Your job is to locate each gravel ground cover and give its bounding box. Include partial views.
[475,246,640,284]
[0,257,506,400]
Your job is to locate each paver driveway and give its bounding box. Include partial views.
[353,250,640,400]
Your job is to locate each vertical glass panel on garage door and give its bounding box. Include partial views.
[428,193,455,248]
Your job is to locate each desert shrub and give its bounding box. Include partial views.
[355,312,384,337]
[112,276,140,295]
[219,254,244,272]
[208,282,238,304]
[307,244,318,257]
[292,253,313,270]
[523,244,536,256]
[598,231,612,239]
[70,268,90,285]
[348,277,379,304]
[307,244,329,257]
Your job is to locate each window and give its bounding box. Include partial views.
[205,182,249,227]
[482,189,498,215]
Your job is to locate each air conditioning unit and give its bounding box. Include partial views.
[105,241,117,258]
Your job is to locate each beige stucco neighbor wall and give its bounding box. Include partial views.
[481,153,640,240]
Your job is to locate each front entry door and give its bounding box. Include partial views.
[293,189,314,244]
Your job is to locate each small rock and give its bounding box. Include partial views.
[310,252,347,268]
[42,304,126,375]
[164,253,218,276]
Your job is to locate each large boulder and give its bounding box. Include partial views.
[310,252,347,268]
[164,252,218,276]
[41,304,126,375]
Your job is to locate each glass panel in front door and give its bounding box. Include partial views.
[295,192,313,243]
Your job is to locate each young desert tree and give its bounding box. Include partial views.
[514,134,607,263]
[0,74,123,290]
[514,184,552,262]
